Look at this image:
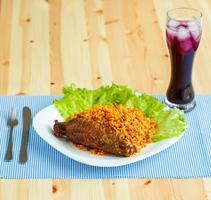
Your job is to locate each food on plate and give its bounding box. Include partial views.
[74,143,106,156]
[53,104,157,156]
[53,84,187,156]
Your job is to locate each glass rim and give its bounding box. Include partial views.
[167,8,202,22]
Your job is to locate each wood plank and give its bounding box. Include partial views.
[49,0,63,94]
[0,180,29,200]
[60,0,93,89]
[0,180,52,200]
[7,0,22,95]
[85,0,113,88]
[103,0,170,93]
[28,180,52,200]
[19,0,33,95]
[0,0,13,95]
[29,0,51,95]
[204,179,211,200]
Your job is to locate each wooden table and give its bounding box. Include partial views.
[0,0,210,199]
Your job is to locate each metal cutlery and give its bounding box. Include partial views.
[4,108,18,161]
[19,106,31,163]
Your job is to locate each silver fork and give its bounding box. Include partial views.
[4,108,18,161]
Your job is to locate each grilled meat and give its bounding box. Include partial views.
[53,117,137,157]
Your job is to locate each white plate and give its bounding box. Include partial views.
[33,104,184,167]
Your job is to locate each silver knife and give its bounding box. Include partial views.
[19,106,31,163]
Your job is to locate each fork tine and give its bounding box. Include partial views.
[8,108,17,120]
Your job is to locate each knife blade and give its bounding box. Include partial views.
[19,106,31,163]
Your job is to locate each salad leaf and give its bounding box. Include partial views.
[54,84,94,119]
[151,108,187,142]
[54,83,187,142]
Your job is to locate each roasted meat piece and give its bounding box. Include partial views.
[53,117,137,157]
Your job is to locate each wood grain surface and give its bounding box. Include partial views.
[0,0,210,199]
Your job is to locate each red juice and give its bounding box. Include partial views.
[166,20,202,104]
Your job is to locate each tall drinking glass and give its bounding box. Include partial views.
[165,8,202,112]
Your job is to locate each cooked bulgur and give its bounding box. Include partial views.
[70,104,157,153]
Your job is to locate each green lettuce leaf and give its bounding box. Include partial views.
[54,83,187,142]
[54,84,94,119]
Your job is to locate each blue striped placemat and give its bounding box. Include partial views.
[0,95,210,178]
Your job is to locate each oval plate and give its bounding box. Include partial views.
[33,104,184,167]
